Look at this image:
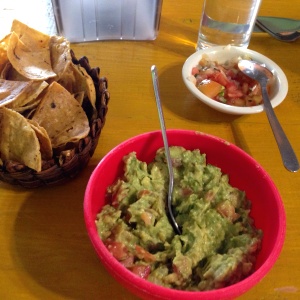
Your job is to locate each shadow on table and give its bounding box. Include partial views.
[11,165,137,300]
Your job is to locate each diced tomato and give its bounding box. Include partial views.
[248,239,261,253]
[137,189,151,197]
[105,241,129,261]
[181,187,193,196]
[191,67,199,76]
[110,184,123,208]
[225,81,238,91]
[135,245,156,262]
[225,68,238,79]
[172,255,192,278]
[225,81,244,99]
[216,201,239,222]
[204,190,215,202]
[226,90,244,99]
[130,265,151,279]
[210,71,229,86]
[198,79,224,99]
[242,262,253,275]
[120,255,134,268]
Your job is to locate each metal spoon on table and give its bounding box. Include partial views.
[151,65,181,235]
[238,60,299,172]
[255,19,300,42]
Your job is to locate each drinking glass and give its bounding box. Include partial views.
[197,0,262,49]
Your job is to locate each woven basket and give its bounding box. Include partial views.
[0,51,110,188]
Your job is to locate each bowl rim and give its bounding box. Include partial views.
[182,45,288,115]
[84,129,286,299]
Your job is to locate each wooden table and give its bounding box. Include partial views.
[1,0,299,299]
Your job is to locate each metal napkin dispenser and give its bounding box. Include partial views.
[51,0,163,42]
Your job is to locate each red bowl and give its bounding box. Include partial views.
[84,129,286,300]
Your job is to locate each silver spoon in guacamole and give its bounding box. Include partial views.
[151,65,181,235]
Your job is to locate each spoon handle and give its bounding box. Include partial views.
[261,84,299,172]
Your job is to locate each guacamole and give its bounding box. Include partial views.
[96,146,262,291]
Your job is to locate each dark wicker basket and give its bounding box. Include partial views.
[0,51,110,188]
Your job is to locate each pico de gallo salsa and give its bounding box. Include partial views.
[190,54,273,107]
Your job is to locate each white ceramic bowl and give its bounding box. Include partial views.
[182,45,288,115]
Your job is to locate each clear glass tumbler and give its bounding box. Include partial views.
[197,0,262,49]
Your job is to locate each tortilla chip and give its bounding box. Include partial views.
[0,79,28,106]
[0,62,12,79]
[31,82,90,148]
[0,107,41,171]
[73,91,85,105]
[0,79,47,108]
[7,28,56,80]
[11,97,41,113]
[0,34,10,75]
[49,36,96,109]
[1,61,29,81]
[28,119,53,160]
[7,80,47,109]
[22,108,36,119]
[11,19,50,50]
[49,35,72,79]
[72,63,96,109]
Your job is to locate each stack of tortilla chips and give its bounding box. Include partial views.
[0,20,97,172]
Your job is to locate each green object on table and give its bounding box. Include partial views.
[254,16,300,33]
